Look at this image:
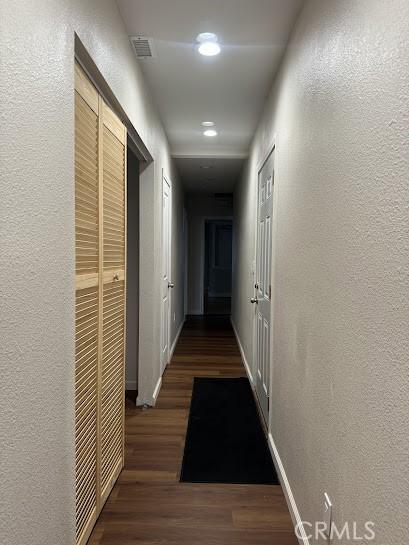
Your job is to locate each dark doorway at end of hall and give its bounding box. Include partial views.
[204,219,233,315]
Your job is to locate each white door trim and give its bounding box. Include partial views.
[268,135,280,432]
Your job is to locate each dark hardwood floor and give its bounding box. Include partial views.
[204,295,232,315]
[89,316,297,545]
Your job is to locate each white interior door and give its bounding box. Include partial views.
[161,174,172,372]
[253,148,275,422]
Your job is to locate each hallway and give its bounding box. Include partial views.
[88,316,296,545]
[2,2,409,544]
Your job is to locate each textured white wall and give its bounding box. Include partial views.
[232,0,409,543]
[138,163,185,405]
[0,0,184,543]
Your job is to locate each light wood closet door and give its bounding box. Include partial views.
[74,63,99,545]
[75,62,126,545]
[100,102,126,503]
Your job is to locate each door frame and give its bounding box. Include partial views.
[75,41,152,397]
[161,170,172,373]
[74,57,140,545]
[252,136,279,426]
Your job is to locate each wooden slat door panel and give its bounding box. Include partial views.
[74,64,99,545]
[100,112,126,502]
[75,286,98,541]
[102,125,126,274]
[101,280,125,495]
[75,92,99,279]
[74,62,126,545]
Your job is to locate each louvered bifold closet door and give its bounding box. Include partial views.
[100,101,126,504]
[74,62,126,545]
[74,63,99,545]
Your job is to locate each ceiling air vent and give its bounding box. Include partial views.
[130,36,156,59]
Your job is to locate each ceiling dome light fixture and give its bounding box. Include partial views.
[203,129,218,137]
[201,121,215,127]
[197,32,221,56]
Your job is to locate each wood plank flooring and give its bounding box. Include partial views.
[88,315,297,545]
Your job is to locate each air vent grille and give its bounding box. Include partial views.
[130,36,156,59]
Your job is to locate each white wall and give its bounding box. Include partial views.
[0,1,184,543]
[138,163,185,404]
[232,0,409,543]
[186,195,233,314]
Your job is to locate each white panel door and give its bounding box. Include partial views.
[161,175,172,372]
[253,148,275,423]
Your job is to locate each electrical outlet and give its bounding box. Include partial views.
[323,493,333,541]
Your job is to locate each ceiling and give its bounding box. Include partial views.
[174,157,244,194]
[117,0,303,191]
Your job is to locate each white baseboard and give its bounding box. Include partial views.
[268,433,309,545]
[152,376,162,404]
[170,319,184,360]
[230,317,254,385]
[136,375,162,407]
[125,380,137,390]
[231,318,306,545]
[135,321,184,408]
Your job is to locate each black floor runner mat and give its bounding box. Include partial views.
[180,377,279,484]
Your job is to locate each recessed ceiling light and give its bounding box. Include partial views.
[198,42,221,56]
[201,121,215,127]
[203,129,218,137]
[196,32,221,57]
[197,32,217,43]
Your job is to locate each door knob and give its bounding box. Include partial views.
[250,297,258,304]
[113,273,119,281]
[168,282,174,289]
